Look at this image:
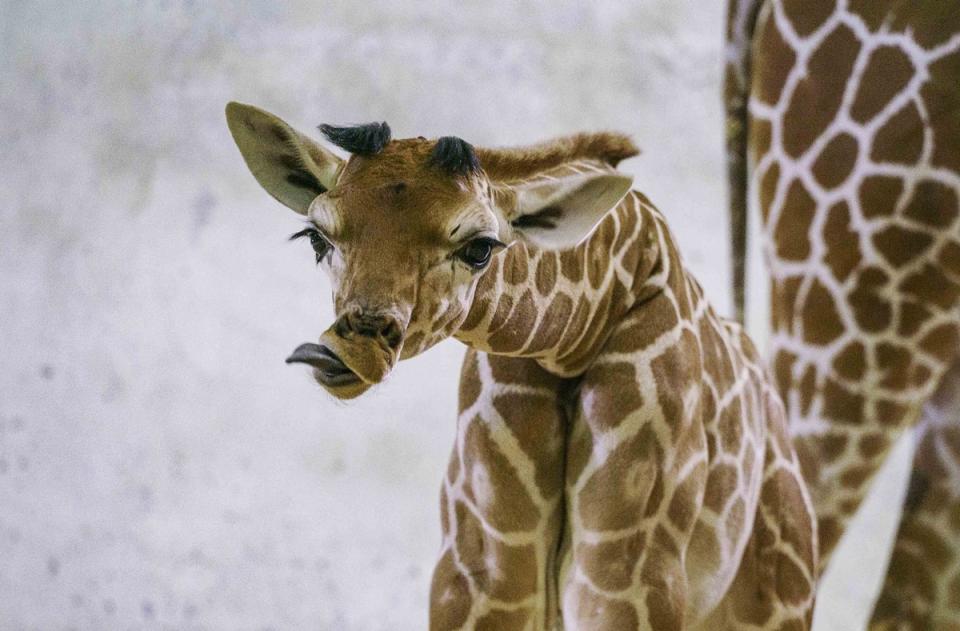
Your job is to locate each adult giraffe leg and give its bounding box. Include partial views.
[870,359,960,630]
[430,350,570,631]
[724,0,767,324]
[748,0,960,570]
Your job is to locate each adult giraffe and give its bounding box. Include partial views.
[726,0,960,627]
[226,102,816,629]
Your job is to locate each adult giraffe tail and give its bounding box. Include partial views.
[723,0,767,324]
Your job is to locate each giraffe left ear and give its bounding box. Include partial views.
[499,172,633,250]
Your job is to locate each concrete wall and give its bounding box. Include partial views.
[0,1,909,629]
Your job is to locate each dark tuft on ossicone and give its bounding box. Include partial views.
[318,122,391,156]
[428,136,481,176]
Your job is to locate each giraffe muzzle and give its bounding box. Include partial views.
[285,323,399,399]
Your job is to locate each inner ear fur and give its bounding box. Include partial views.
[499,172,634,250]
[225,102,343,214]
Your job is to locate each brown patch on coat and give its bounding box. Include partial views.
[782,0,836,36]
[801,279,845,344]
[579,362,644,431]
[822,201,861,281]
[754,16,797,106]
[488,293,514,333]
[876,342,914,390]
[559,248,583,283]
[501,245,529,285]
[487,290,537,352]
[823,378,865,425]
[904,179,959,228]
[859,175,904,218]
[875,398,910,428]
[524,293,574,354]
[458,350,482,411]
[461,420,540,532]
[899,263,960,311]
[851,46,915,123]
[847,0,889,30]
[925,50,960,173]
[919,323,960,363]
[568,583,641,630]
[897,300,933,338]
[771,276,802,333]
[476,609,530,631]
[774,180,817,260]
[493,391,565,500]
[890,0,960,48]
[534,253,558,296]
[759,161,781,223]
[705,464,740,513]
[812,133,859,189]
[798,364,817,416]
[872,225,934,267]
[834,341,867,380]
[820,433,849,462]
[452,501,538,600]
[849,267,893,332]
[871,102,925,165]
[859,433,889,459]
[782,24,860,157]
[576,531,646,592]
[429,550,472,629]
[577,425,662,531]
[773,349,799,399]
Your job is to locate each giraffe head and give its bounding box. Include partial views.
[226,102,635,399]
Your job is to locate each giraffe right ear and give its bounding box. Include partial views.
[225,102,344,215]
[498,172,633,250]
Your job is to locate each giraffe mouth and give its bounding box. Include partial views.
[286,343,363,389]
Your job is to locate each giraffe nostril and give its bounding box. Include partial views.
[337,311,403,350]
[381,320,402,350]
[334,316,352,338]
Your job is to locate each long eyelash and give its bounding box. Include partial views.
[289,227,316,241]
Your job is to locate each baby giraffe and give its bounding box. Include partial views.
[226,102,816,630]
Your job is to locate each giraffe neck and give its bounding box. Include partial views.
[454,167,663,377]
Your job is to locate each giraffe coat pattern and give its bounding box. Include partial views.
[227,102,818,630]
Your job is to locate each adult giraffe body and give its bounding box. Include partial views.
[726,0,960,627]
[226,103,816,629]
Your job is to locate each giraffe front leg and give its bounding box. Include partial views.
[870,359,960,631]
[430,350,570,631]
[559,362,708,630]
[560,415,702,630]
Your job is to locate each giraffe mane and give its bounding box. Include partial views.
[475,132,640,182]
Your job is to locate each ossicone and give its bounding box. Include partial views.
[428,136,481,176]
[318,121,392,156]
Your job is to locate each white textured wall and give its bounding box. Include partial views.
[0,1,909,629]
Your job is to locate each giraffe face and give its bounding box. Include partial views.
[298,144,508,398]
[226,102,633,399]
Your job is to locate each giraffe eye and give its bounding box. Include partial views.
[309,232,331,263]
[290,228,332,264]
[456,237,504,269]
